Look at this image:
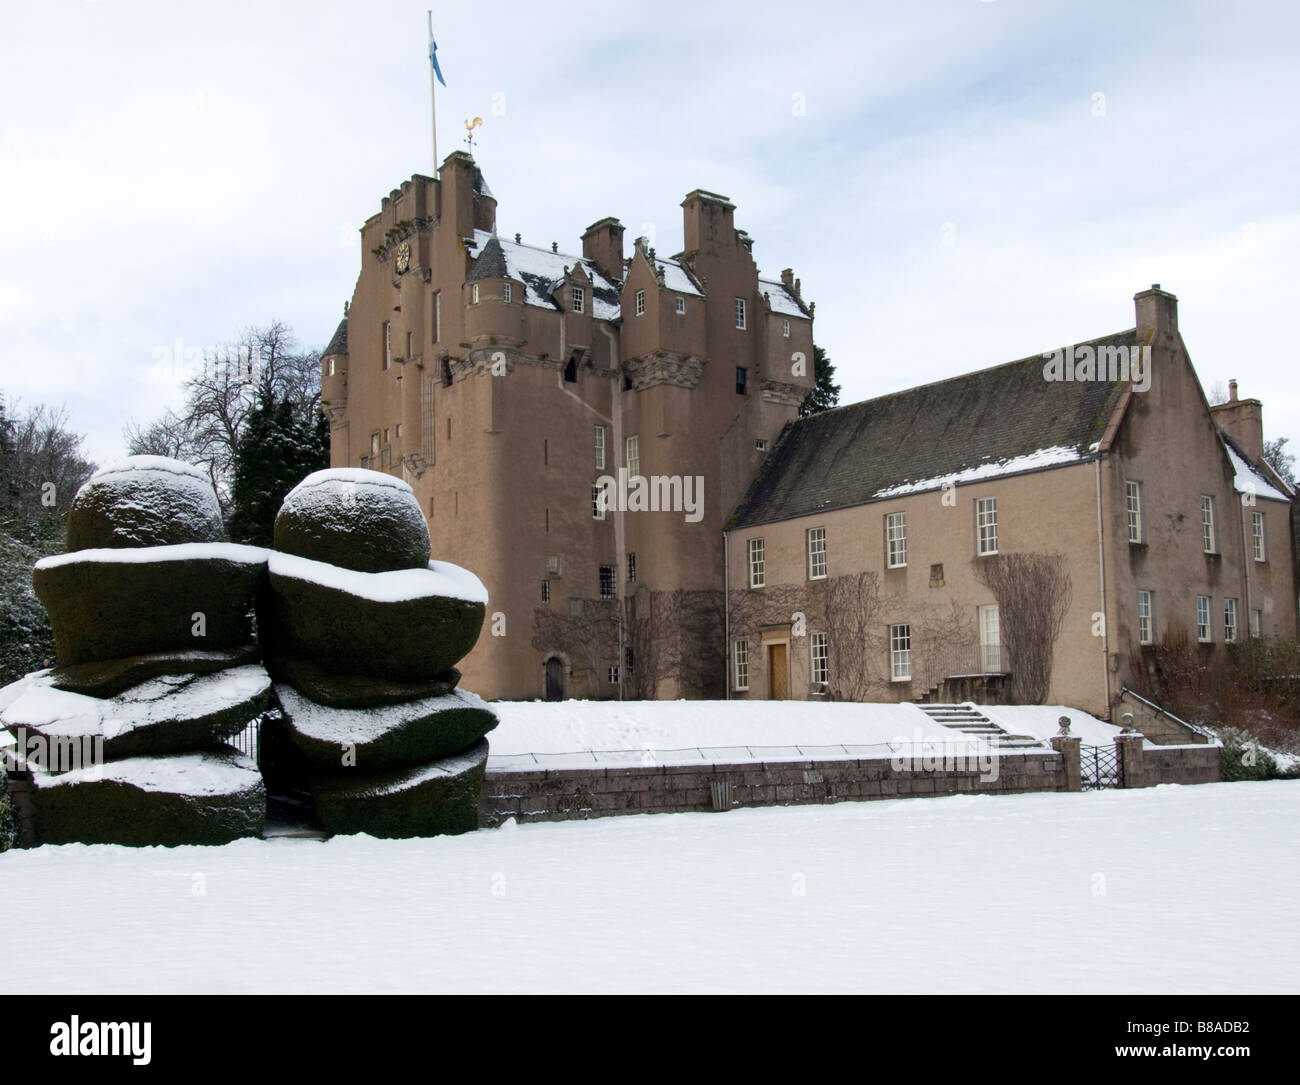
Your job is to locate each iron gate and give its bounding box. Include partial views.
[1081,744,1123,790]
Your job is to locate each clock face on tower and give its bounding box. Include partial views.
[396,243,410,273]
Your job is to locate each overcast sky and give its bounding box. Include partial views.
[2,0,1297,467]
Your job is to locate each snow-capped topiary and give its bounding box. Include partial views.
[273,468,431,574]
[66,456,225,551]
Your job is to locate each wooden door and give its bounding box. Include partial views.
[544,657,564,701]
[769,643,788,700]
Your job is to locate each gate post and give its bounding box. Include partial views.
[1050,735,1081,792]
[1115,734,1145,788]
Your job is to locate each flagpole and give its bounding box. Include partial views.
[428,10,438,175]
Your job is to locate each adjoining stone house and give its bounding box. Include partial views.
[724,286,1297,719]
[322,151,815,701]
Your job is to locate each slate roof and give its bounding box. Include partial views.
[468,230,622,320]
[758,278,809,318]
[728,329,1139,529]
[323,317,348,357]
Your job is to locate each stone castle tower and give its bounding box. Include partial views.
[323,151,814,700]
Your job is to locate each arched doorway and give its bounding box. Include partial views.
[544,657,565,701]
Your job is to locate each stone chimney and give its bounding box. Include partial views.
[1135,283,1179,344]
[1210,379,1265,462]
[681,189,736,256]
[582,217,625,282]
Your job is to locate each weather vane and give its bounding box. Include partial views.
[464,116,482,151]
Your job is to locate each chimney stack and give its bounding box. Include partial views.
[1210,380,1265,462]
[582,217,625,282]
[1135,283,1179,343]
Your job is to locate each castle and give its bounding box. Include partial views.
[325,153,1297,715]
[323,151,814,701]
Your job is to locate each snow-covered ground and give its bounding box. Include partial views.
[484,699,1131,769]
[5,780,1297,994]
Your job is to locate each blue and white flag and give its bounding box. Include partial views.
[428,11,447,88]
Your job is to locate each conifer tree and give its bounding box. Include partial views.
[799,345,841,417]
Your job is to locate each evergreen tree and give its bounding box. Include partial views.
[799,344,841,417]
[227,386,330,546]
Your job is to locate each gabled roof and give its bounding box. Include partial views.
[728,329,1138,530]
[758,277,808,318]
[1221,434,1294,503]
[323,317,348,357]
[468,230,621,320]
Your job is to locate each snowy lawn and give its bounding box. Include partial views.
[5,779,1297,994]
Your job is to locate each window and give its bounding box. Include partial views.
[599,565,615,599]
[1224,598,1239,643]
[383,427,389,444]
[755,439,767,452]
[471,283,479,305]
[541,580,550,604]
[625,647,634,673]
[627,551,636,583]
[608,666,619,684]
[564,357,577,382]
[406,330,413,359]
[733,640,749,691]
[1201,495,1217,553]
[886,511,907,568]
[747,538,765,588]
[890,624,912,681]
[446,417,452,439]
[782,318,790,338]
[734,298,746,329]
[594,426,605,469]
[383,322,391,370]
[370,432,380,456]
[635,289,645,316]
[1197,596,1211,642]
[434,291,441,343]
[547,555,561,576]
[1138,590,1154,645]
[1252,511,1266,561]
[976,497,998,555]
[503,282,512,304]
[735,367,748,395]
[592,484,606,520]
[441,357,452,387]
[327,358,336,377]
[395,423,402,438]
[1250,609,1262,637]
[571,285,584,313]
[626,435,640,478]
[380,446,390,467]
[1125,481,1143,543]
[675,296,685,314]
[979,604,1001,671]
[807,527,827,580]
[810,633,828,686]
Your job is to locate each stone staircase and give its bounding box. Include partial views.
[916,703,1044,750]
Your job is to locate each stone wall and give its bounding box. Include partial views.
[1117,738,1221,788]
[481,750,1067,827]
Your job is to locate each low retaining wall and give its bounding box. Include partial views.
[481,735,1224,827]
[481,750,1066,827]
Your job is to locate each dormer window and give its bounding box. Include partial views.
[635,289,645,316]
[571,286,584,313]
[675,296,685,315]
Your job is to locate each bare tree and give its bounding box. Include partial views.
[817,572,888,701]
[123,321,322,511]
[0,395,96,532]
[971,552,1072,704]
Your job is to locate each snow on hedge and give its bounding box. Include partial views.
[35,542,268,571]
[39,747,261,797]
[269,551,488,604]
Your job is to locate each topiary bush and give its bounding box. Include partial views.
[0,771,16,852]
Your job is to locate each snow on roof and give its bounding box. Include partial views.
[471,230,621,321]
[758,278,807,318]
[1224,441,1292,503]
[269,551,488,605]
[871,444,1085,500]
[653,259,702,297]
